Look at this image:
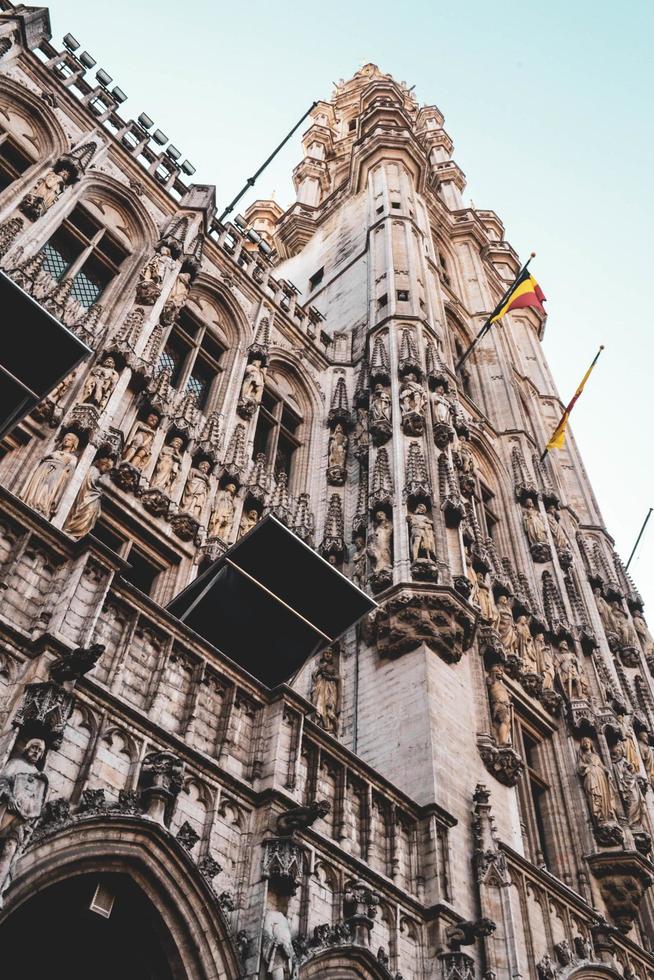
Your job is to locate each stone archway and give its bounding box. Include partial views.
[299,944,393,978]
[0,815,241,980]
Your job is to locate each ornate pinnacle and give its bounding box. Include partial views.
[353,358,369,408]
[269,470,293,525]
[398,328,421,377]
[41,276,76,321]
[353,469,368,540]
[425,340,450,391]
[159,215,189,259]
[328,376,350,426]
[369,334,390,385]
[0,215,24,259]
[73,304,104,346]
[181,231,204,278]
[64,139,97,176]
[222,423,247,476]
[370,448,393,510]
[10,249,46,292]
[248,315,271,364]
[404,441,431,502]
[321,493,345,559]
[511,444,538,503]
[247,453,272,502]
[292,492,315,544]
[541,570,570,635]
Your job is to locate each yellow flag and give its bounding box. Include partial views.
[545,347,604,453]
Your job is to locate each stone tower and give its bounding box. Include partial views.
[0,7,653,978]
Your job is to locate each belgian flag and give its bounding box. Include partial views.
[490,268,546,323]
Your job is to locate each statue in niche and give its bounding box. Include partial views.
[21,431,79,518]
[20,163,76,220]
[49,369,77,406]
[327,423,348,483]
[407,504,437,563]
[399,373,426,433]
[180,460,212,518]
[151,436,184,495]
[610,601,639,651]
[637,731,654,788]
[487,664,513,746]
[478,573,500,631]
[122,412,160,471]
[352,407,369,457]
[614,711,641,772]
[135,244,174,305]
[633,611,654,658]
[161,270,192,324]
[0,739,48,907]
[594,587,617,639]
[63,456,114,540]
[371,384,391,423]
[496,595,517,654]
[238,358,266,417]
[209,483,237,540]
[430,384,451,424]
[367,510,393,573]
[80,355,120,410]
[522,498,547,546]
[534,632,556,690]
[556,640,588,700]
[310,646,341,734]
[515,615,538,673]
[261,909,298,980]
[455,432,476,476]
[464,548,480,607]
[238,507,259,538]
[577,737,618,826]
[351,535,367,590]
[546,504,570,553]
[610,741,644,826]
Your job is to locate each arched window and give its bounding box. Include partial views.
[157,303,227,410]
[250,360,314,490]
[0,124,35,192]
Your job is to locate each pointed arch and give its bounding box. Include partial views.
[0,75,68,163]
[0,816,241,980]
[299,943,395,979]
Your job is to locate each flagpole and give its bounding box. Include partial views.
[626,507,653,571]
[217,101,318,226]
[539,344,604,461]
[455,251,536,373]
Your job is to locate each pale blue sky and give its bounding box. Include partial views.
[47,0,654,607]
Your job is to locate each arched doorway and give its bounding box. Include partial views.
[0,872,181,979]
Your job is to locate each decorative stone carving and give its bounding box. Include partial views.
[0,739,48,907]
[261,909,298,978]
[367,509,393,593]
[328,376,350,428]
[320,494,345,562]
[399,372,426,435]
[135,244,174,305]
[80,356,120,411]
[20,431,80,518]
[404,441,431,504]
[310,648,341,734]
[327,422,348,485]
[438,452,465,527]
[351,407,369,459]
[262,837,305,896]
[407,504,438,581]
[522,499,551,563]
[237,357,266,419]
[452,432,476,498]
[577,737,622,844]
[238,506,260,538]
[477,735,525,787]
[556,640,588,701]
[160,270,192,326]
[611,741,644,827]
[343,880,380,945]
[49,642,104,684]
[150,436,184,496]
[365,588,476,663]
[486,665,513,746]
[139,751,183,826]
[369,384,392,445]
[0,215,23,259]
[78,787,107,815]
[209,482,237,540]
[610,601,641,667]
[430,384,453,447]
[546,505,573,567]
[276,799,330,837]
[496,594,517,655]
[19,162,77,220]
[63,456,114,539]
[587,852,654,933]
[12,682,74,749]
[536,953,557,979]
[351,535,367,590]
[197,854,222,884]
[176,820,200,851]
[180,461,211,519]
[637,730,654,789]
[369,334,390,386]
[121,412,160,472]
[370,448,393,511]
[633,610,653,661]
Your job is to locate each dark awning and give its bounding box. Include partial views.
[167,514,376,687]
[0,269,91,440]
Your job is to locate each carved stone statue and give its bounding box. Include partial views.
[161,270,192,324]
[577,737,618,825]
[487,665,512,746]
[0,739,48,907]
[327,423,348,484]
[633,612,654,658]
[407,504,437,563]
[239,507,259,538]
[151,436,184,495]
[496,595,517,654]
[610,742,644,826]
[352,407,369,457]
[261,909,298,980]
[399,373,426,434]
[478,573,500,630]
[610,601,639,651]
[209,483,237,540]
[351,535,367,590]
[594,587,617,640]
[20,164,75,219]
[180,460,211,518]
[455,433,475,476]
[122,412,160,471]
[135,244,174,305]
[515,615,538,673]
[430,384,451,424]
[534,632,556,690]
[614,712,641,772]
[63,456,114,539]
[556,640,588,700]
[464,548,480,607]
[367,510,393,573]
[522,498,547,546]
[637,731,654,789]
[81,356,120,410]
[546,505,569,553]
[238,358,266,417]
[310,647,341,734]
[370,384,391,423]
[21,431,79,518]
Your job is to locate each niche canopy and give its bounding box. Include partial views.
[0,269,92,440]
[167,514,376,687]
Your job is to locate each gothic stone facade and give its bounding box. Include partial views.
[0,5,653,979]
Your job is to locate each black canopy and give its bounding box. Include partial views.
[0,269,91,440]
[167,514,376,687]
